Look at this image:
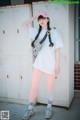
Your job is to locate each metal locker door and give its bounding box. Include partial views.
[11,5,33,100]
[1,8,16,55]
[0,5,33,102]
[0,8,7,98]
[0,8,19,99]
[0,9,3,56]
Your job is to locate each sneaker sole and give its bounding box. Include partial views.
[22,111,35,120]
[45,112,53,119]
[45,115,52,119]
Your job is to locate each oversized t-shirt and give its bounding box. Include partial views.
[28,26,63,75]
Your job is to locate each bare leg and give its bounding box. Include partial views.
[23,68,43,120]
[46,73,55,102]
[29,68,43,103]
[45,73,56,119]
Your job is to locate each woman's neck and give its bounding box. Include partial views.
[42,26,47,29]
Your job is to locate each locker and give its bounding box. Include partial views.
[0,5,33,102]
[0,56,7,98]
[0,8,16,55]
[0,9,3,56]
[12,6,31,55]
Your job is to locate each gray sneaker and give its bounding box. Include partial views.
[45,108,52,119]
[22,109,34,120]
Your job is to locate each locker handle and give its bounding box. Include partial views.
[20,75,22,79]
[17,29,19,33]
[3,30,5,34]
[7,75,9,79]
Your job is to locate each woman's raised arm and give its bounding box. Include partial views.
[22,16,37,30]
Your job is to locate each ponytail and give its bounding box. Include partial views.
[47,20,54,47]
[31,25,42,47]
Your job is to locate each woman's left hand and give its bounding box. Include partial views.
[54,64,60,76]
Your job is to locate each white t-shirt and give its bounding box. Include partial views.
[28,26,63,75]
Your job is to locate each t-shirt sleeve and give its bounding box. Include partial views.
[28,25,38,40]
[54,29,63,49]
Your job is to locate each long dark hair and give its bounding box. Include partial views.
[31,15,54,47]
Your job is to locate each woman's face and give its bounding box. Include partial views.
[38,17,49,28]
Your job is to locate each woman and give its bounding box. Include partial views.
[22,11,63,119]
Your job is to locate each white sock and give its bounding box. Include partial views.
[47,100,53,109]
[28,102,34,110]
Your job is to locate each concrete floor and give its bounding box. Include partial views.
[0,97,80,120]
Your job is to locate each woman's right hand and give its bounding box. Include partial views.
[32,15,38,20]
